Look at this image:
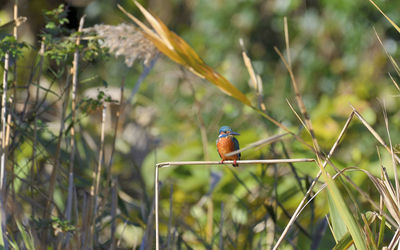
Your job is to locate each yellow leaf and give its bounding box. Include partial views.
[369,0,400,33]
[119,1,253,107]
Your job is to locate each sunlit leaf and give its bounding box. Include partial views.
[369,0,400,33]
[118,1,252,107]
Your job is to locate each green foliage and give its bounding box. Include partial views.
[0,35,27,59]
[43,4,69,36]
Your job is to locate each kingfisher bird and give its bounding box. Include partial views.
[216,126,241,167]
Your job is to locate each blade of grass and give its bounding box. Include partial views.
[273,111,355,249]
[119,1,252,107]
[274,46,320,153]
[284,17,291,67]
[374,28,400,76]
[361,213,378,250]
[369,0,400,33]
[328,193,348,243]
[319,160,367,250]
[380,100,399,206]
[15,220,35,250]
[377,212,386,249]
[352,107,400,165]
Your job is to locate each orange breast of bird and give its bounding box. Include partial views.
[217,137,238,161]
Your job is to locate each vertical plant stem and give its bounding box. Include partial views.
[110,178,117,250]
[88,104,107,248]
[283,17,291,67]
[9,0,18,208]
[166,184,173,249]
[66,14,85,224]
[107,77,125,250]
[206,199,214,244]
[0,41,9,197]
[107,77,124,181]
[219,202,224,250]
[155,165,159,250]
[43,72,71,244]
[62,16,85,248]
[0,46,9,250]
[381,101,400,205]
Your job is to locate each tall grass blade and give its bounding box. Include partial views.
[369,0,400,33]
[16,220,35,250]
[320,166,367,250]
[328,193,348,242]
[118,1,252,107]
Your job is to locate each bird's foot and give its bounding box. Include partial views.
[233,159,239,167]
[219,160,224,165]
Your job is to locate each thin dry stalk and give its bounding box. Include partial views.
[219,202,224,250]
[206,199,213,245]
[89,104,107,247]
[166,184,173,249]
[44,72,71,242]
[155,165,159,250]
[63,15,85,249]
[80,192,88,249]
[240,40,258,90]
[1,45,9,192]
[388,228,400,249]
[298,167,397,228]
[274,47,321,153]
[225,133,288,157]
[374,29,400,77]
[284,17,291,67]
[381,101,400,205]
[0,56,9,250]
[157,159,314,169]
[96,76,126,229]
[273,111,355,249]
[110,178,117,250]
[276,19,321,155]
[286,99,309,134]
[240,39,266,112]
[9,0,19,208]
[66,15,86,223]
[388,74,400,92]
[106,77,125,183]
[352,107,400,164]
[154,158,315,249]
[108,78,125,250]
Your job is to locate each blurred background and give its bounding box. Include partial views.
[1,0,400,249]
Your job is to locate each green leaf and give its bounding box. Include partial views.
[321,168,367,250]
[328,193,348,243]
[16,220,35,250]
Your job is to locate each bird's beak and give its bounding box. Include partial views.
[229,131,240,136]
